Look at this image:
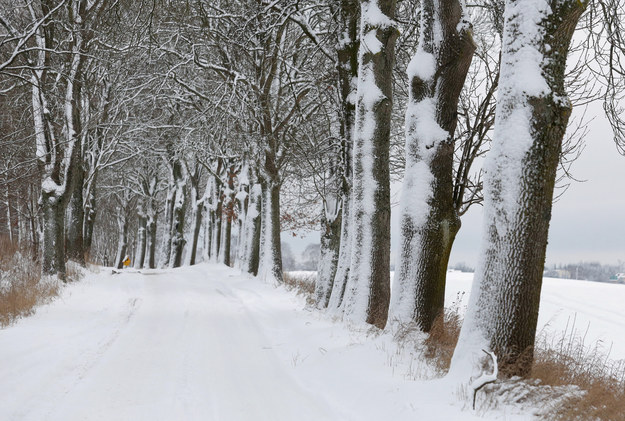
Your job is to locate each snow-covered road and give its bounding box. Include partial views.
[0,264,539,421]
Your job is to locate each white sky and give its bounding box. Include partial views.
[450,110,625,267]
[284,107,625,268]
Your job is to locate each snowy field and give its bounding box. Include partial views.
[0,264,623,421]
[444,271,625,361]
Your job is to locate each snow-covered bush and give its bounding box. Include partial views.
[0,240,57,327]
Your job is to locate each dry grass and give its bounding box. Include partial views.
[0,236,59,327]
[282,272,316,306]
[532,319,625,421]
[422,293,464,373]
[394,294,625,420]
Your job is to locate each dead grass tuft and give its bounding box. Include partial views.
[282,272,315,306]
[532,318,625,421]
[394,293,625,420]
[0,236,58,327]
[423,292,464,373]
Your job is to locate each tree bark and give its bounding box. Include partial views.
[389,0,475,331]
[66,160,86,265]
[41,192,66,278]
[341,0,398,329]
[258,178,283,284]
[223,163,236,267]
[327,0,359,313]
[169,160,186,268]
[244,183,262,276]
[315,203,342,308]
[451,0,586,378]
[147,213,157,269]
[135,215,147,269]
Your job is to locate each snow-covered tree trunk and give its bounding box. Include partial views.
[4,176,14,244]
[169,160,187,268]
[82,172,97,256]
[257,178,283,284]
[450,0,586,378]
[160,183,175,268]
[146,212,157,269]
[135,214,147,269]
[388,0,474,330]
[33,3,85,280]
[188,192,203,266]
[234,166,250,270]
[66,156,85,265]
[40,193,66,276]
[243,183,262,276]
[324,0,359,311]
[340,0,398,329]
[222,163,237,267]
[114,209,129,270]
[315,197,342,308]
[211,187,224,263]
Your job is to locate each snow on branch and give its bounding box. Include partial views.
[471,349,498,410]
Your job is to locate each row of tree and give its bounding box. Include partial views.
[0,0,623,380]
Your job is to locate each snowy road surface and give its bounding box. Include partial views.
[1,264,599,421]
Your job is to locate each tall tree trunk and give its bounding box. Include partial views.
[212,190,223,263]
[222,163,236,267]
[114,211,129,270]
[244,183,262,276]
[451,0,586,378]
[315,198,342,308]
[147,213,157,269]
[327,0,359,313]
[83,174,96,257]
[388,0,475,331]
[235,172,249,270]
[341,0,398,329]
[41,193,66,278]
[5,179,13,243]
[169,160,186,268]
[135,215,147,269]
[203,201,212,262]
[189,200,202,265]
[66,162,85,265]
[258,178,282,284]
[160,178,176,267]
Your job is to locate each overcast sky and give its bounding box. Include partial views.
[284,106,625,268]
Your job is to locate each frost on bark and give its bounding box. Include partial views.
[341,0,398,329]
[450,0,586,378]
[160,174,175,267]
[243,182,262,276]
[208,160,224,263]
[315,196,342,308]
[258,178,283,284]
[136,170,159,269]
[114,193,131,269]
[33,1,86,280]
[186,163,205,266]
[147,212,158,269]
[135,214,147,269]
[66,156,85,266]
[169,159,187,268]
[325,0,359,312]
[234,165,250,270]
[388,0,475,331]
[222,162,237,267]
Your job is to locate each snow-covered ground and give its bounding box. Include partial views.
[0,264,622,420]
[445,271,625,361]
